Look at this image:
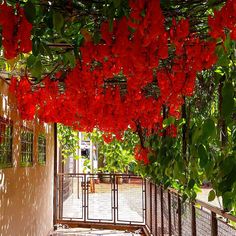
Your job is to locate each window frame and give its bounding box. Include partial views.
[0,117,13,168]
[20,127,34,167]
[38,134,46,165]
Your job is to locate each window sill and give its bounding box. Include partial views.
[0,163,13,169]
[20,162,33,167]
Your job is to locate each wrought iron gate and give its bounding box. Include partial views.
[56,173,146,225]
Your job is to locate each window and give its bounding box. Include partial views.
[38,134,46,165]
[20,128,33,166]
[0,117,13,168]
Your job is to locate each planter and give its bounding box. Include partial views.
[116,176,123,184]
[122,176,130,184]
[99,174,111,183]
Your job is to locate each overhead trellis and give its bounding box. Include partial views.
[0,0,234,142]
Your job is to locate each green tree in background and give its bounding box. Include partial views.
[57,124,79,160]
[89,129,139,173]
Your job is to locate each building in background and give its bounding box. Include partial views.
[63,132,98,174]
[78,132,98,174]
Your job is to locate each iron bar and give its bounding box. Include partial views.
[160,187,164,236]
[58,148,63,219]
[114,174,116,225]
[143,179,146,225]
[53,123,58,228]
[211,212,218,236]
[155,185,158,236]
[192,203,196,236]
[178,196,182,236]
[84,174,87,222]
[150,183,153,232]
[168,190,172,236]
[145,179,147,227]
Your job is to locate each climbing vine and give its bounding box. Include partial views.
[0,0,235,210]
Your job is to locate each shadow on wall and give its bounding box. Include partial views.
[0,166,53,236]
[0,80,54,236]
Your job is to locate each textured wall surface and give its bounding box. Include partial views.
[0,80,54,236]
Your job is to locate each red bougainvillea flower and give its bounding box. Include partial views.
[9,0,220,146]
[0,2,32,59]
[208,0,236,42]
[166,124,178,138]
[17,7,33,53]
[102,133,114,144]
[9,76,36,120]
[0,2,18,59]
[134,145,150,165]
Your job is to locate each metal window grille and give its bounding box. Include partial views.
[38,134,46,165]
[0,117,13,168]
[20,128,33,166]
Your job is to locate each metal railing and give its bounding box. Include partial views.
[56,174,236,235]
[56,173,146,226]
[145,181,236,236]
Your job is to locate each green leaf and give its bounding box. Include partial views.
[222,192,233,210]
[177,118,186,128]
[163,116,175,128]
[198,144,208,168]
[207,0,218,6]
[114,0,121,8]
[30,59,42,78]
[32,37,40,56]
[27,54,36,68]
[76,34,84,47]
[222,82,234,117]
[222,157,234,175]
[41,43,53,60]
[202,118,216,140]
[192,126,202,144]
[93,31,101,44]
[224,34,231,52]
[188,179,195,189]
[53,11,64,34]
[216,46,230,66]
[24,0,36,23]
[182,193,188,202]
[223,82,234,98]
[222,97,234,117]
[208,190,216,202]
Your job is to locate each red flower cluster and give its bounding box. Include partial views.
[9,77,37,119]
[134,145,149,165]
[9,0,219,141]
[208,0,236,40]
[166,124,177,138]
[0,2,32,59]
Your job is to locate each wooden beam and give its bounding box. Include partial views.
[56,220,144,232]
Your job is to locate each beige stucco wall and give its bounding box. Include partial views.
[0,80,54,236]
